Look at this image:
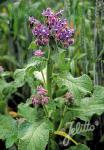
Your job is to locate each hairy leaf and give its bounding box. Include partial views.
[0,115,18,148]
[18,103,38,123]
[18,121,50,150]
[69,144,90,150]
[64,86,104,121]
[58,74,93,103]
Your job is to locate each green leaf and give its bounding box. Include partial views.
[70,59,76,75]
[18,121,31,139]
[13,69,25,87]
[0,69,26,100]
[64,86,104,121]
[0,78,16,101]
[49,139,59,150]
[3,82,17,98]
[26,57,46,71]
[0,101,6,113]
[59,74,93,102]
[28,41,37,50]
[18,121,50,150]
[18,103,38,123]
[0,115,18,148]
[69,144,90,150]
[0,78,8,97]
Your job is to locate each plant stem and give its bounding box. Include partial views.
[40,70,46,86]
[40,71,49,118]
[43,105,49,118]
[57,106,67,131]
[47,48,53,98]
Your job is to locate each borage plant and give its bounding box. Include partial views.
[0,8,104,150]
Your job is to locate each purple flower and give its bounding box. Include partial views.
[32,24,49,37]
[53,19,68,32]
[37,85,48,95]
[46,15,58,29]
[36,38,49,46]
[32,95,49,105]
[54,20,75,47]
[0,66,4,73]
[29,8,75,48]
[41,96,49,105]
[32,24,49,46]
[42,8,54,17]
[32,96,40,105]
[64,92,74,104]
[29,16,40,26]
[42,8,64,17]
[56,9,64,17]
[42,8,64,29]
[32,85,49,106]
[33,50,44,57]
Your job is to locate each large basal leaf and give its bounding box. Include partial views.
[3,82,17,99]
[0,78,16,99]
[59,74,93,101]
[0,78,9,99]
[18,103,38,123]
[2,69,26,99]
[0,79,8,95]
[13,69,26,87]
[69,144,90,150]
[0,115,18,148]
[18,121,50,150]
[65,86,104,121]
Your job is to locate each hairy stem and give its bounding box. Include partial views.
[40,70,46,86]
[47,47,53,98]
[57,106,67,130]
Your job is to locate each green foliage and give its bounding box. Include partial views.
[17,103,53,150]
[62,86,104,125]
[57,74,93,101]
[18,103,38,123]
[0,103,52,149]
[0,115,18,148]
[18,121,50,150]
[69,144,90,150]
[28,41,37,50]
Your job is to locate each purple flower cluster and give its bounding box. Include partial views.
[33,50,44,57]
[29,8,75,48]
[32,24,49,46]
[54,19,75,47]
[29,16,40,26]
[37,86,48,95]
[64,92,74,105]
[32,86,49,105]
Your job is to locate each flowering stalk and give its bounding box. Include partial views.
[57,105,67,130]
[47,45,53,98]
[29,7,75,100]
[47,52,52,98]
[40,70,46,86]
